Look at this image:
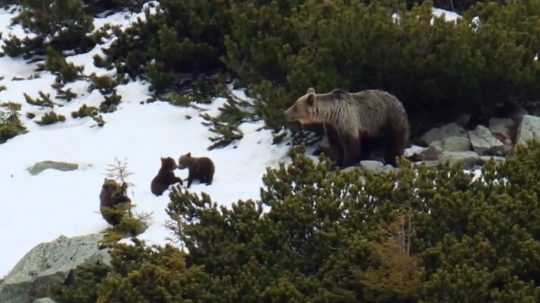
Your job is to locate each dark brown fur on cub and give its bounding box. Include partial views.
[100,179,131,226]
[151,157,183,196]
[178,152,215,188]
[285,88,410,167]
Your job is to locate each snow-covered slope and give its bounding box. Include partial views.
[0,6,289,277]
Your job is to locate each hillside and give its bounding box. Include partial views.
[0,5,289,277]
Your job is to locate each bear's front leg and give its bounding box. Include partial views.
[186,173,193,188]
[341,135,361,167]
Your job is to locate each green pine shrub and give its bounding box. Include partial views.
[71,104,98,118]
[102,0,233,92]
[94,0,540,136]
[24,92,54,108]
[225,0,540,134]
[88,74,117,95]
[54,241,213,303]
[100,205,150,247]
[5,0,95,57]
[53,142,540,302]
[55,86,78,102]
[40,47,83,83]
[200,96,251,150]
[83,0,147,14]
[36,111,66,125]
[0,103,26,143]
[99,91,122,113]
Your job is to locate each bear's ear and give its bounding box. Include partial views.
[306,93,315,106]
[307,87,315,94]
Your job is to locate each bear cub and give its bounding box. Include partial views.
[178,152,215,188]
[151,157,183,196]
[100,178,131,226]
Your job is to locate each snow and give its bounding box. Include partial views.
[431,8,462,24]
[391,8,462,25]
[0,6,289,277]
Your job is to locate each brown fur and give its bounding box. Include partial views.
[178,152,215,188]
[285,88,410,167]
[151,157,183,196]
[99,179,131,225]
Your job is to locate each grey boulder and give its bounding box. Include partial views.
[516,115,540,146]
[420,122,467,145]
[468,125,505,155]
[26,161,86,176]
[0,233,110,303]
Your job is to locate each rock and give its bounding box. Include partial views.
[515,115,540,146]
[33,298,57,303]
[489,117,514,147]
[26,161,82,176]
[468,125,505,155]
[407,145,442,162]
[0,233,110,303]
[429,136,471,152]
[420,122,467,145]
[489,118,513,138]
[359,160,385,174]
[439,151,482,169]
[340,161,396,174]
[403,145,426,158]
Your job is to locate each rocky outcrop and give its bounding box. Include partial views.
[516,115,540,146]
[429,136,471,152]
[439,151,482,169]
[33,298,57,303]
[26,161,92,176]
[489,118,513,143]
[0,233,110,303]
[341,160,397,174]
[420,122,467,146]
[407,146,442,162]
[468,125,505,155]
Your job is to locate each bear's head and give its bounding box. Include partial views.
[178,152,192,169]
[161,157,177,171]
[102,178,119,191]
[284,88,320,125]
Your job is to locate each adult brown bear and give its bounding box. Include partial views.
[284,88,410,167]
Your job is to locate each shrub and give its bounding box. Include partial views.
[40,47,83,83]
[225,0,540,134]
[99,91,122,113]
[83,0,147,14]
[36,111,66,125]
[102,0,233,92]
[200,96,251,150]
[0,104,26,143]
[95,1,540,136]
[24,92,54,108]
[5,0,95,57]
[53,142,540,302]
[88,74,117,95]
[71,104,98,118]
